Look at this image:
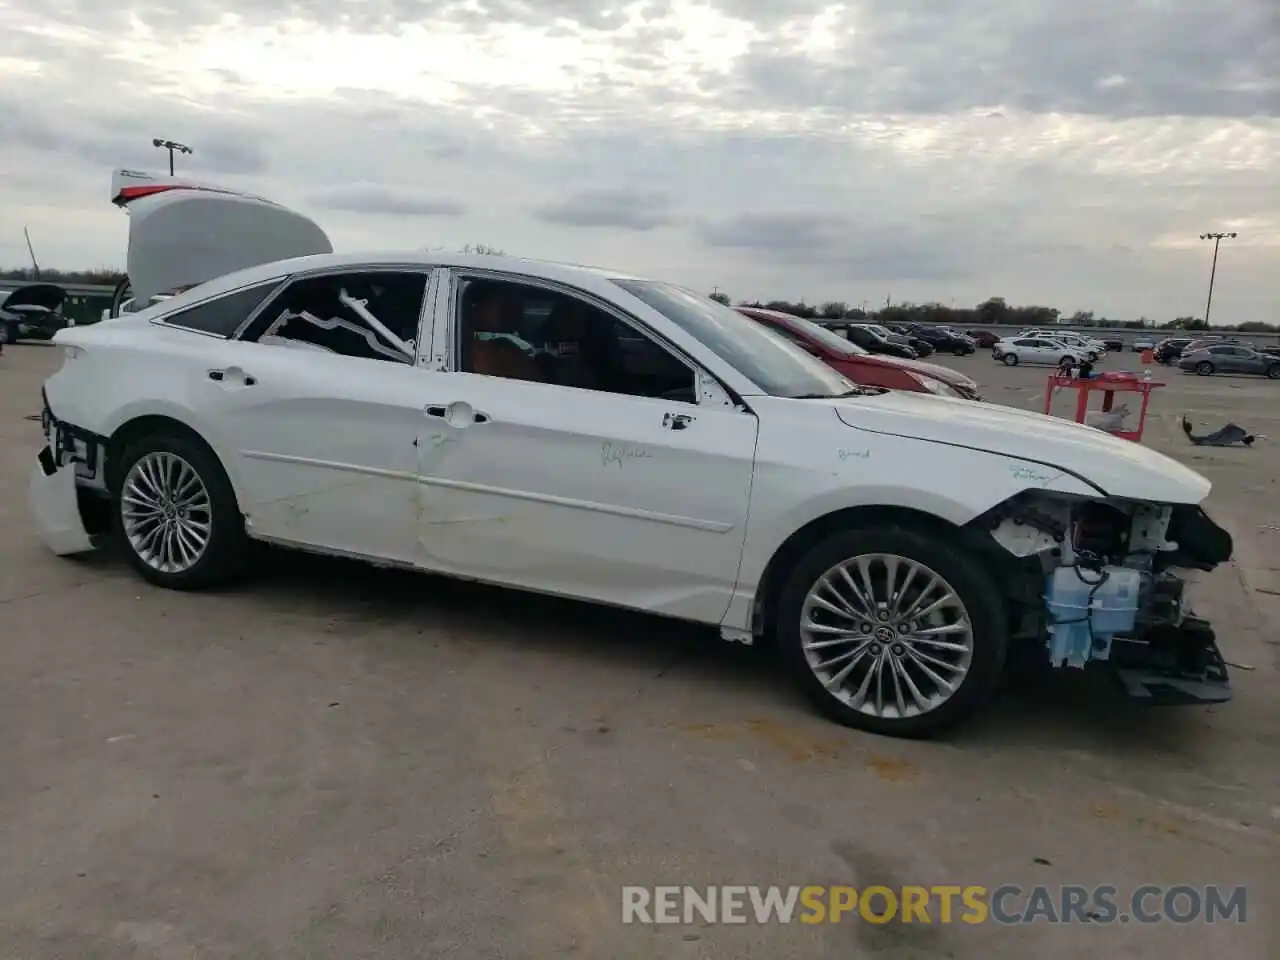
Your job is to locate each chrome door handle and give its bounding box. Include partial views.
[663,412,694,430]
[208,368,256,386]
[426,402,489,425]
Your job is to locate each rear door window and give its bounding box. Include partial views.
[242,270,429,364]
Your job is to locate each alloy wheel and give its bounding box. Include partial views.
[121,451,213,574]
[799,553,975,720]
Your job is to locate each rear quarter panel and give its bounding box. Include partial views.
[45,323,249,495]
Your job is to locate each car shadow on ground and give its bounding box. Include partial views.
[100,542,1208,760]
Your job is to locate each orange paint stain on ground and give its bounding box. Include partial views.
[865,755,920,783]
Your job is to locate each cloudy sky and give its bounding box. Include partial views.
[1,1,1276,323]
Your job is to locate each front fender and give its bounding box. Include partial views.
[721,398,1103,632]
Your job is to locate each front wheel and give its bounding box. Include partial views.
[1087,351,1099,362]
[1267,364,1280,380]
[1002,353,1019,366]
[0,321,17,345]
[773,525,1009,738]
[1196,361,1214,376]
[112,432,251,589]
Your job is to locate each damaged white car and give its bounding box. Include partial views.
[29,174,1234,737]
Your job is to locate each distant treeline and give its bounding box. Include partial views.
[1,267,126,286]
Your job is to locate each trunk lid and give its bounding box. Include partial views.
[0,283,66,315]
[112,169,333,303]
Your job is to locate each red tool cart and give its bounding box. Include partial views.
[1043,371,1164,442]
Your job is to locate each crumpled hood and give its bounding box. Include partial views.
[0,283,65,315]
[832,391,1211,504]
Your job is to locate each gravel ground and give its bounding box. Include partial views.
[1,342,1276,959]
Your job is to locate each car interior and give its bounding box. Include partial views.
[455,279,696,401]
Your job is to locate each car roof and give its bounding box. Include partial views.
[148,251,653,310]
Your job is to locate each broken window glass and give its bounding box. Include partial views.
[250,271,427,363]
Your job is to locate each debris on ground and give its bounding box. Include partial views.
[1181,415,1255,447]
[1086,404,1131,433]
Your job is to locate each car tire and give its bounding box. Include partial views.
[112,431,251,590]
[1,321,17,345]
[1267,364,1280,380]
[1196,361,1214,376]
[1002,353,1018,366]
[773,524,1009,738]
[1087,351,1098,362]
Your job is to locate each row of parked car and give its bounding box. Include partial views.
[990,329,1111,366]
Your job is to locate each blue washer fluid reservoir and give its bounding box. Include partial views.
[1044,566,1143,668]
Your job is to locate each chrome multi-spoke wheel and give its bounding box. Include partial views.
[777,526,1006,737]
[800,554,974,720]
[120,451,213,574]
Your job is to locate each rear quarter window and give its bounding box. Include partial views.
[162,283,279,338]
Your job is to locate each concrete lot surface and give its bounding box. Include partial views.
[1,343,1276,959]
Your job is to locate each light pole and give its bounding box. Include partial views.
[152,138,193,176]
[1198,231,1237,326]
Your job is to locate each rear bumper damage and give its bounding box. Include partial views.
[29,448,96,555]
[29,391,107,556]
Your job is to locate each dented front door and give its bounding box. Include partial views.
[413,374,759,624]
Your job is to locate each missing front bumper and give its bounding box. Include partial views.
[29,447,97,556]
[1110,616,1232,705]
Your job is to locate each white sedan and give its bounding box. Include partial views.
[992,336,1087,366]
[1018,329,1106,358]
[27,177,1236,738]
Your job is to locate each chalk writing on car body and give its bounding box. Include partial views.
[601,442,653,468]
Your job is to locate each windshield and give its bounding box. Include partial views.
[611,279,854,398]
[790,317,869,356]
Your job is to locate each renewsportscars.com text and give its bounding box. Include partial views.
[621,884,1248,926]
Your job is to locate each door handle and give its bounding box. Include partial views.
[663,412,694,430]
[426,402,489,425]
[208,368,256,386]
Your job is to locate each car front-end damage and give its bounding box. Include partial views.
[975,490,1234,704]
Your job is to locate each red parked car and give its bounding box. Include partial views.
[737,307,982,400]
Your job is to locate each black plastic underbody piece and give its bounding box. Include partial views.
[1111,616,1232,704]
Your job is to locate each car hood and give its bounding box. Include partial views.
[881,355,977,390]
[1,283,65,314]
[831,391,1210,503]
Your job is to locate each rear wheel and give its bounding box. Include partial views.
[1003,353,1019,366]
[112,431,251,589]
[1196,361,1214,376]
[774,525,1008,738]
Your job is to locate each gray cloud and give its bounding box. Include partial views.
[697,212,982,282]
[1,0,1277,324]
[727,0,1279,118]
[533,190,675,230]
[313,184,466,216]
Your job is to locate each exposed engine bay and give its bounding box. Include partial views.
[981,491,1234,704]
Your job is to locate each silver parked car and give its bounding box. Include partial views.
[1178,344,1280,379]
